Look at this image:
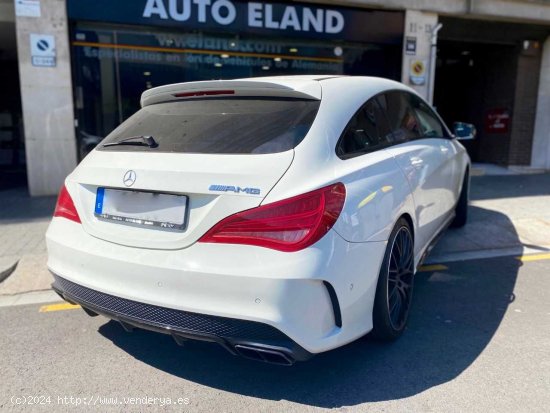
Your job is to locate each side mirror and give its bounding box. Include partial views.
[453,122,477,141]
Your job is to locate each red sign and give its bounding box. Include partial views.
[485,108,510,134]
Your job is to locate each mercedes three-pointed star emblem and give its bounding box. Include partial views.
[123,170,136,187]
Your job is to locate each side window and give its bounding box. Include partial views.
[336,98,393,159]
[377,91,422,144]
[408,94,447,138]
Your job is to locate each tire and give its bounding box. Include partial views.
[371,218,415,341]
[451,170,469,228]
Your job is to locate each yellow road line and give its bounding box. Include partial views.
[418,264,448,272]
[39,302,81,313]
[516,252,550,262]
[72,41,343,64]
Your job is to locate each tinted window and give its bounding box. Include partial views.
[336,99,393,158]
[98,98,320,154]
[378,92,422,144]
[408,94,447,138]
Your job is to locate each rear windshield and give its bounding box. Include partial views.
[98,98,320,154]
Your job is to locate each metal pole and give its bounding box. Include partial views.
[428,23,443,106]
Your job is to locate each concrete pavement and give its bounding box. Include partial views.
[428,173,550,262]
[0,188,55,294]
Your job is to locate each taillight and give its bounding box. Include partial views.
[53,185,81,223]
[199,183,345,252]
[173,90,235,98]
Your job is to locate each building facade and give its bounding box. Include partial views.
[1,0,550,195]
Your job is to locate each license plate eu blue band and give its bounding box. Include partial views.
[94,188,187,231]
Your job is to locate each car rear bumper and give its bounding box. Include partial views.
[52,274,311,365]
[46,218,386,356]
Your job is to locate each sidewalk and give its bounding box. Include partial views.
[1,173,550,296]
[0,188,56,293]
[428,173,550,262]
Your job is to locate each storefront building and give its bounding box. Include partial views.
[3,0,550,195]
[67,1,404,159]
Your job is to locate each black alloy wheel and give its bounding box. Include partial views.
[372,218,415,340]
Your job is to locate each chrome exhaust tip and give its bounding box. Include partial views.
[234,344,294,366]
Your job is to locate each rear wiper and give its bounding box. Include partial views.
[103,135,158,148]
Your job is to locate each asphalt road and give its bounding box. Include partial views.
[1,254,549,412]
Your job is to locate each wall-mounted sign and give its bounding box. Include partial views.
[409,59,426,85]
[485,108,510,134]
[30,34,56,67]
[405,36,416,55]
[67,0,404,43]
[15,0,41,17]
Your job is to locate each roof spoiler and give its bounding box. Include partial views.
[140,79,322,107]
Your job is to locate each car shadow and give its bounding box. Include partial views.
[469,173,550,200]
[98,205,522,408]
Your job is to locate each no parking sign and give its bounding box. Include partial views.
[409,59,427,86]
[30,34,56,67]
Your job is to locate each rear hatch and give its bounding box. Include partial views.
[68,79,321,250]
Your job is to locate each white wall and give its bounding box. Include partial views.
[15,0,77,196]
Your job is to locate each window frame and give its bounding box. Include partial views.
[335,89,453,161]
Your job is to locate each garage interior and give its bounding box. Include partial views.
[0,14,25,189]
[434,17,550,166]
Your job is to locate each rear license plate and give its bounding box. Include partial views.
[94,188,187,231]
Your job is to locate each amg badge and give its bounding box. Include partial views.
[209,185,261,195]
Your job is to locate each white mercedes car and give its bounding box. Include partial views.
[46,76,473,365]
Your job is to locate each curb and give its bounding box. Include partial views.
[0,290,61,307]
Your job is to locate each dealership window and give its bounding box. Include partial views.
[71,24,402,159]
